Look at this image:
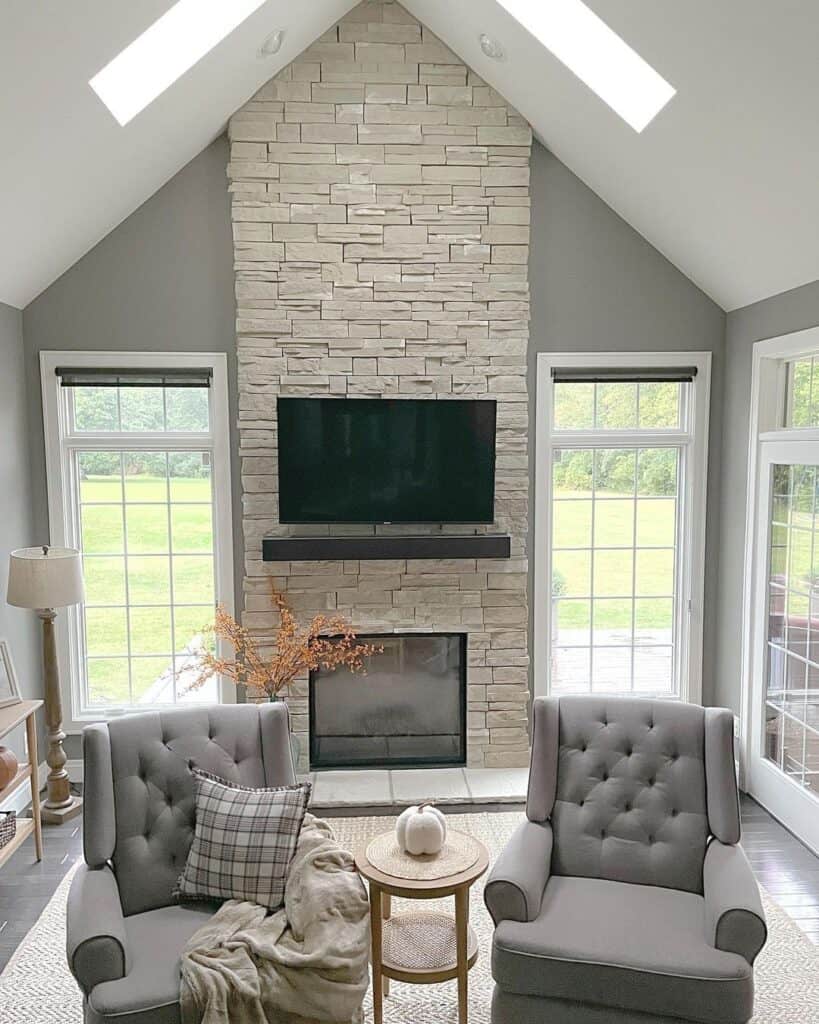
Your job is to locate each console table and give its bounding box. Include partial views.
[0,700,43,870]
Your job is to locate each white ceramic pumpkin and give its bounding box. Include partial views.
[395,803,447,855]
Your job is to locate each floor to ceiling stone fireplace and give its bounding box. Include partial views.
[228,0,531,772]
[310,633,467,769]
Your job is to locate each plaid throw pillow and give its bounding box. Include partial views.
[175,769,311,910]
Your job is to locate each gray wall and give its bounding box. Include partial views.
[528,143,727,705]
[716,280,819,712]
[0,302,45,763]
[22,136,237,755]
[23,134,238,598]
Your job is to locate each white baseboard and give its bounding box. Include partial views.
[0,761,49,815]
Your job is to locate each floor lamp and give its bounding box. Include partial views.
[6,545,85,824]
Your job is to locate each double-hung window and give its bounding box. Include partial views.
[41,352,234,726]
[535,352,711,702]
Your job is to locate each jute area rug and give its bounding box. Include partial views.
[1,811,818,1023]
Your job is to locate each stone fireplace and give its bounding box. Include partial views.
[310,632,467,769]
[228,0,531,772]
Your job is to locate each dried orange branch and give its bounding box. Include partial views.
[182,580,382,701]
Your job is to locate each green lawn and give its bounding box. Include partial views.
[80,474,215,706]
[552,488,676,632]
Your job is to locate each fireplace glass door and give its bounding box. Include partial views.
[309,633,466,769]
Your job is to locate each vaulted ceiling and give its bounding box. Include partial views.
[2,0,818,311]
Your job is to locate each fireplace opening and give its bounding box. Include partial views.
[309,632,466,769]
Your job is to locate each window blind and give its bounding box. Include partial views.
[55,367,213,388]
[551,366,697,384]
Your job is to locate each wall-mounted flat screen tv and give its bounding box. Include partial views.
[277,397,497,524]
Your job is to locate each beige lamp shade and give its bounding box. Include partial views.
[6,546,85,610]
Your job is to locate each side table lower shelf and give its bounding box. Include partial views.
[381,911,479,984]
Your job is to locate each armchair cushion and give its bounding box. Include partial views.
[484,820,553,925]
[492,876,753,1024]
[703,840,767,965]
[87,904,217,1024]
[106,704,294,916]
[66,865,129,996]
[549,697,710,894]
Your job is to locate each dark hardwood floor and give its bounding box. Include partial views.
[0,817,82,969]
[739,794,819,944]
[0,795,817,972]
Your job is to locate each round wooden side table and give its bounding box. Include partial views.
[355,834,490,1024]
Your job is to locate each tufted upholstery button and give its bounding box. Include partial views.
[648,778,655,786]
[626,748,633,757]
[625,802,631,812]
[671,809,678,817]
[649,836,654,844]
[579,799,585,807]
[602,772,608,781]
[601,829,606,839]
[581,744,587,752]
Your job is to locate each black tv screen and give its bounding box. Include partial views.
[277,397,497,524]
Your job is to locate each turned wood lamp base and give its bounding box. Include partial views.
[41,796,83,825]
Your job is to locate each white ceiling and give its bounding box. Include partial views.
[2,0,819,311]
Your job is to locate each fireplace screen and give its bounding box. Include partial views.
[309,633,466,769]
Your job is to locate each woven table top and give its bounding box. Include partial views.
[366,829,482,880]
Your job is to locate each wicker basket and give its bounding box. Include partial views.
[0,810,16,850]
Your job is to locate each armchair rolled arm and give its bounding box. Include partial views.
[67,864,130,994]
[703,840,767,965]
[484,819,553,925]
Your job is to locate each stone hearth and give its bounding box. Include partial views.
[228,0,531,771]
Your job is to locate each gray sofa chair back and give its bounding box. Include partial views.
[83,704,295,916]
[527,696,739,894]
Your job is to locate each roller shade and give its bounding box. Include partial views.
[551,366,697,384]
[56,367,212,388]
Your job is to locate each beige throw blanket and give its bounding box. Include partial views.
[180,814,370,1024]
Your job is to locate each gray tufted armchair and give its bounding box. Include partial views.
[485,696,767,1024]
[66,703,296,1024]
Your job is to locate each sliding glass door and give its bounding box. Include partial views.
[748,439,819,851]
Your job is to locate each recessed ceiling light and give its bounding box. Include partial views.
[90,0,268,126]
[496,0,675,132]
[258,29,285,58]
[479,34,505,61]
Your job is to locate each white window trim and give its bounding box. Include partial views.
[534,351,711,704]
[739,325,819,790]
[40,350,235,731]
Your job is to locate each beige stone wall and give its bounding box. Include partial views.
[227,0,531,770]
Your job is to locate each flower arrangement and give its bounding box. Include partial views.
[184,581,383,701]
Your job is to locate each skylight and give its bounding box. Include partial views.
[496,0,675,132]
[89,0,268,126]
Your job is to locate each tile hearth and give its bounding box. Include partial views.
[304,767,527,809]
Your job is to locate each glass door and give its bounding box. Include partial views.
[748,439,819,851]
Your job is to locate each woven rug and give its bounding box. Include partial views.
[1,811,818,1023]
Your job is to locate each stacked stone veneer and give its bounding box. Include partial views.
[228,0,531,770]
